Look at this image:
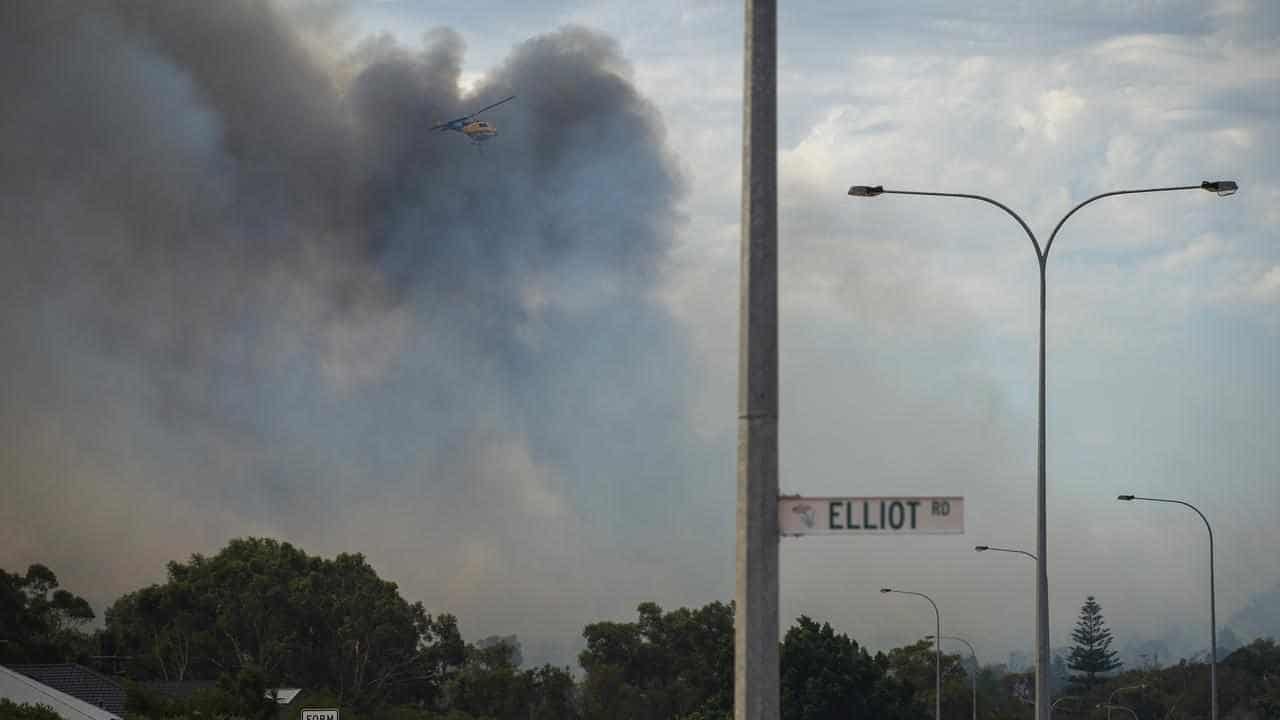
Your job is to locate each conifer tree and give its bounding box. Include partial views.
[1067,596,1122,689]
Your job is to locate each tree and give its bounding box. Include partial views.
[104,582,204,681]
[578,601,733,720]
[413,612,468,710]
[1066,596,1121,689]
[105,537,449,711]
[525,664,578,720]
[882,640,969,720]
[444,637,526,720]
[0,564,95,664]
[1224,638,1280,718]
[781,617,916,720]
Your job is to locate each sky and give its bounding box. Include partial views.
[2,0,1278,671]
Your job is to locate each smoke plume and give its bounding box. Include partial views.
[1,0,717,665]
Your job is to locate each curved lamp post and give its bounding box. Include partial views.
[1049,695,1082,719]
[849,179,1238,720]
[975,545,1037,561]
[927,634,978,720]
[1105,684,1148,720]
[1099,704,1139,720]
[1120,494,1218,720]
[883,588,941,720]
[975,545,1037,680]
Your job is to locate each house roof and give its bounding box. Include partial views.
[9,664,128,717]
[0,665,122,720]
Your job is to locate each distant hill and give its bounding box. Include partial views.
[1227,579,1280,642]
[1116,580,1279,669]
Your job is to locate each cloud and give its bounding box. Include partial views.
[638,0,1279,658]
[1246,265,1280,303]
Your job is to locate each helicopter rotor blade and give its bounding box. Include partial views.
[470,95,515,117]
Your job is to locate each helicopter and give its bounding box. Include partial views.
[430,95,515,144]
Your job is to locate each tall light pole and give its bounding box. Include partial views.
[927,634,979,720]
[848,180,1239,720]
[736,1,778,719]
[975,545,1037,679]
[1119,494,1218,720]
[883,588,942,720]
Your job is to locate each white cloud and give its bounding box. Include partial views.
[1038,88,1087,143]
[1247,264,1280,303]
[638,1,1280,660]
[1147,234,1225,274]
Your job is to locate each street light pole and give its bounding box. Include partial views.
[1119,494,1218,720]
[1104,684,1148,720]
[849,180,1238,720]
[974,545,1037,562]
[928,634,979,720]
[883,588,942,720]
[975,545,1036,680]
[1099,704,1139,720]
[1049,695,1082,720]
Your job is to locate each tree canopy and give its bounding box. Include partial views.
[780,616,918,720]
[578,600,733,720]
[5,541,1277,720]
[0,564,94,664]
[105,538,443,708]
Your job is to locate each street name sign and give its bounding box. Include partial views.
[779,496,963,536]
[301,710,338,720]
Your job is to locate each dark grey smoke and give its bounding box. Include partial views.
[1,0,715,663]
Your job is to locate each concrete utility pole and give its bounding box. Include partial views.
[735,1,779,719]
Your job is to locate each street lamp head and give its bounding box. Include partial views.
[880,587,893,594]
[1117,494,1135,501]
[1201,180,1239,197]
[848,185,884,197]
[974,545,989,551]
[924,634,936,640]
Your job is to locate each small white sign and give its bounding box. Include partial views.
[779,496,963,536]
[301,710,338,720]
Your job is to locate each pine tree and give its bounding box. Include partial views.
[1067,596,1122,689]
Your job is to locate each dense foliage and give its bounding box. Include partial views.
[0,564,95,664]
[3,541,1277,720]
[578,600,732,719]
[0,700,63,720]
[780,616,918,719]
[104,538,440,707]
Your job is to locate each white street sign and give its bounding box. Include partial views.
[779,496,963,536]
[301,710,338,720]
